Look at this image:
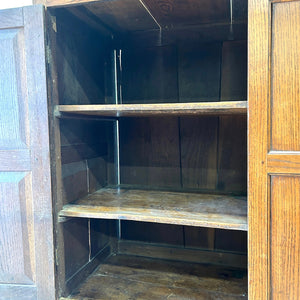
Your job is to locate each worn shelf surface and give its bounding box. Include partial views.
[59,188,247,231]
[60,254,247,300]
[55,101,247,118]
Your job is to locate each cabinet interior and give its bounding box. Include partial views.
[47,0,248,298]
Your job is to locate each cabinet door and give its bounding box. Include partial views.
[249,0,300,299]
[0,6,55,300]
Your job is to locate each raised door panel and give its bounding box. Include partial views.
[0,6,55,300]
[271,1,300,151]
[271,176,300,300]
[0,172,34,284]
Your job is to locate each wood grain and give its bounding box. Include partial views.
[142,0,230,27]
[178,42,222,102]
[118,240,247,268]
[248,0,270,298]
[85,0,159,32]
[217,115,247,194]
[56,101,248,117]
[0,150,30,171]
[22,6,55,300]
[60,187,247,230]
[0,7,23,28]
[119,117,181,188]
[64,254,247,299]
[122,46,178,104]
[271,176,300,299]
[267,153,300,174]
[271,1,300,151]
[180,116,218,190]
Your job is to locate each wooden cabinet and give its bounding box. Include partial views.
[248,0,300,299]
[0,0,299,299]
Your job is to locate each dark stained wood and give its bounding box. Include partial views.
[142,0,230,27]
[271,1,300,151]
[63,218,89,279]
[56,101,248,117]
[121,221,184,246]
[55,8,109,105]
[122,45,178,104]
[85,0,159,32]
[59,187,247,230]
[215,229,247,254]
[118,240,247,269]
[126,23,247,47]
[61,161,88,205]
[64,244,111,297]
[233,0,248,22]
[68,6,114,36]
[119,117,181,189]
[63,254,247,300]
[45,10,71,297]
[87,157,107,193]
[184,227,215,250]
[90,219,110,258]
[221,40,247,101]
[180,116,218,190]
[217,115,247,194]
[271,176,300,299]
[178,42,222,102]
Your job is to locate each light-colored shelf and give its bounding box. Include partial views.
[55,101,247,118]
[59,188,248,231]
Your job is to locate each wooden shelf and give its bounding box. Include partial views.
[59,188,247,231]
[55,101,247,118]
[61,254,247,300]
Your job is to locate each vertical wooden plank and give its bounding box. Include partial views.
[248,0,270,298]
[63,219,89,279]
[221,40,247,101]
[55,8,109,105]
[178,42,222,102]
[23,6,56,300]
[271,2,300,151]
[180,116,218,190]
[184,227,215,250]
[122,45,178,104]
[271,176,300,299]
[217,115,247,194]
[119,117,181,189]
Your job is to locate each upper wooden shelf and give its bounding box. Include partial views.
[55,101,247,118]
[59,188,248,231]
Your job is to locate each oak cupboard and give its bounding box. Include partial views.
[0,0,298,299]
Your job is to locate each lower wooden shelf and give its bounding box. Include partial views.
[59,188,247,231]
[61,254,247,300]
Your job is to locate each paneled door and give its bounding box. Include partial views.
[249,0,300,299]
[0,5,55,300]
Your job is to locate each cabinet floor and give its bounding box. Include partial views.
[62,254,247,299]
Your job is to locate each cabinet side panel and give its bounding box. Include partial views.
[271,176,300,300]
